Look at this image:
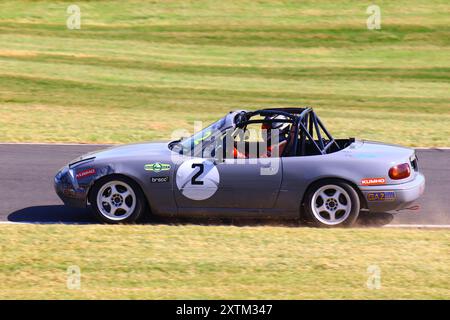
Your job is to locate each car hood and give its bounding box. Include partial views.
[69,141,171,165]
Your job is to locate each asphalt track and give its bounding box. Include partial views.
[0,144,449,226]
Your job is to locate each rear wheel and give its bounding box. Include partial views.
[90,175,146,224]
[303,180,360,227]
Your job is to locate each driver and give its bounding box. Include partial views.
[261,115,290,157]
[232,114,290,159]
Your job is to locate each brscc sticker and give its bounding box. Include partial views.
[176,159,220,200]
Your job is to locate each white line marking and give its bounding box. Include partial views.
[384,224,450,228]
[416,147,450,150]
[0,142,113,146]
[1,221,449,228]
[0,221,92,225]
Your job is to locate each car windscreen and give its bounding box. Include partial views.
[171,117,230,156]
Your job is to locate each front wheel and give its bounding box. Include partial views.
[303,180,360,227]
[90,175,147,224]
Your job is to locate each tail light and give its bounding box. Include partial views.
[389,163,411,180]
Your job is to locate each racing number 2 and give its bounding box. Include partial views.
[191,163,204,185]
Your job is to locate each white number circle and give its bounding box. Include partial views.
[176,159,220,200]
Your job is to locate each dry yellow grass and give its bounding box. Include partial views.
[0,224,448,299]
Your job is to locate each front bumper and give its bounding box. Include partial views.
[360,173,425,212]
[54,166,89,208]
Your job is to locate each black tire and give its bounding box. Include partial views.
[90,175,147,224]
[303,179,360,228]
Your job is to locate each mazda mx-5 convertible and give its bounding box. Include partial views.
[55,108,425,227]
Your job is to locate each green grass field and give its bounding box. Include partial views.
[0,1,449,300]
[0,0,449,145]
[0,225,448,299]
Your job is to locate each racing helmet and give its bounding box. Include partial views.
[261,115,290,142]
[261,115,290,131]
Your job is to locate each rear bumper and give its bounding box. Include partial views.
[360,173,425,212]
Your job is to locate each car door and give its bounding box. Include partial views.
[217,156,283,208]
[173,156,282,209]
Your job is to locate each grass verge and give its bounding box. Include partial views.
[0,224,448,299]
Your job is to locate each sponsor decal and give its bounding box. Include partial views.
[144,162,171,172]
[361,177,386,186]
[75,168,96,179]
[367,191,396,202]
[151,176,169,183]
[194,130,212,146]
[176,159,220,200]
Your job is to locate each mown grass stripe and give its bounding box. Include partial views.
[0,0,448,145]
[1,53,449,81]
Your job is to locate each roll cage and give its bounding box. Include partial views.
[234,107,341,156]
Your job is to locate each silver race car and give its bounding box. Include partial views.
[55,108,425,227]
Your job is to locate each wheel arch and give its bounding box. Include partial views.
[86,173,153,214]
[299,176,367,219]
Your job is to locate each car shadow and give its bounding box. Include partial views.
[7,205,394,227]
[7,205,97,224]
[6,205,303,226]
